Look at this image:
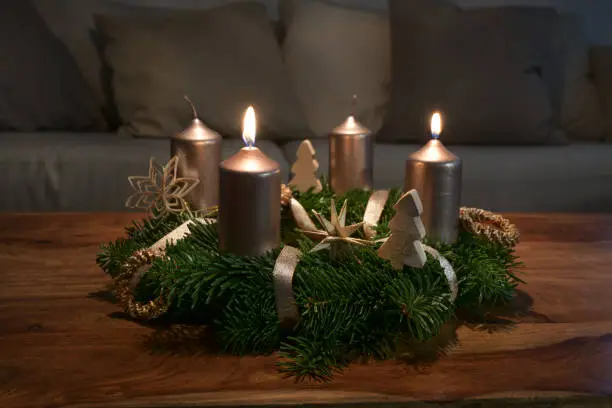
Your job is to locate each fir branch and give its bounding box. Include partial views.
[278,336,348,382]
[98,179,525,382]
[435,231,524,308]
[96,238,141,277]
[125,211,193,244]
[216,291,281,355]
[96,211,198,277]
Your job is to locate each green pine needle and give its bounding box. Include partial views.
[96,181,524,381]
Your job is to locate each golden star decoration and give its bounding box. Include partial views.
[299,199,376,255]
[126,156,199,216]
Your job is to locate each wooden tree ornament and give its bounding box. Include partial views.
[289,140,322,193]
[377,189,427,270]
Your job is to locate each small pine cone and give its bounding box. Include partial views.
[281,184,293,207]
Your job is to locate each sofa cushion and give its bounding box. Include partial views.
[0,132,289,212]
[32,0,114,123]
[32,0,281,129]
[282,139,612,213]
[279,1,604,143]
[590,46,612,142]
[280,0,390,138]
[436,2,605,142]
[279,0,388,23]
[95,2,311,140]
[0,0,104,131]
[555,13,605,142]
[378,0,566,145]
[122,0,278,16]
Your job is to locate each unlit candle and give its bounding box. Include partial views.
[171,96,222,210]
[328,98,373,195]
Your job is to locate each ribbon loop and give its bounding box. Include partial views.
[422,245,458,302]
[150,218,215,252]
[363,190,390,239]
[272,246,302,327]
[289,198,318,233]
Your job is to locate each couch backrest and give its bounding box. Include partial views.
[31,0,606,143]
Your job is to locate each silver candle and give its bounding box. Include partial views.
[218,106,281,256]
[329,99,373,195]
[404,113,462,244]
[171,96,222,210]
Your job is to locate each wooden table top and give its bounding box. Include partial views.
[1,213,612,408]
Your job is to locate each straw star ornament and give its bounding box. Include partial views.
[126,156,199,216]
[300,199,376,258]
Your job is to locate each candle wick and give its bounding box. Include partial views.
[432,133,440,140]
[184,95,199,120]
[351,94,358,117]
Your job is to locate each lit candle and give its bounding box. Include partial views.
[171,96,222,210]
[328,96,373,195]
[404,112,462,244]
[218,106,281,256]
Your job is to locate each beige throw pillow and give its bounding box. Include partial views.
[556,13,605,142]
[33,0,282,129]
[281,0,391,138]
[279,0,389,24]
[95,2,312,140]
[0,0,105,131]
[379,0,566,145]
[590,46,612,142]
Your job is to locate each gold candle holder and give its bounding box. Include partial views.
[328,98,373,195]
[171,96,222,210]
[404,112,462,244]
[218,106,281,256]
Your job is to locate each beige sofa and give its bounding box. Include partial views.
[3,132,610,212]
[1,0,611,213]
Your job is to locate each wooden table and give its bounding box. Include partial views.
[1,213,612,408]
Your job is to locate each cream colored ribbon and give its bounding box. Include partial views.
[289,197,318,233]
[130,218,216,289]
[272,246,302,326]
[150,218,216,253]
[363,190,390,239]
[422,245,458,302]
[143,215,304,326]
[139,216,304,326]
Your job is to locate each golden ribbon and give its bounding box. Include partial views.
[114,218,215,320]
[114,248,169,319]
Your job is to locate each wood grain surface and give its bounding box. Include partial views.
[1,213,612,408]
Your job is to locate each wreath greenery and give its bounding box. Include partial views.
[96,181,523,382]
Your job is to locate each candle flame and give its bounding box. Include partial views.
[431,112,442,139]
[242,106,256,147]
